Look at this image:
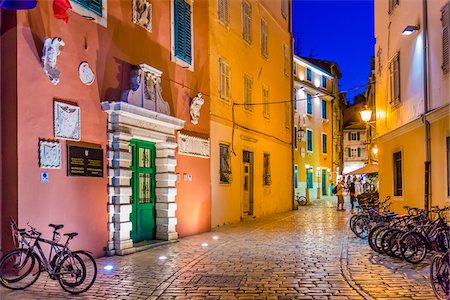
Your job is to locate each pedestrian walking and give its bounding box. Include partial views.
[335,179,344,211]
[349,179,356,212]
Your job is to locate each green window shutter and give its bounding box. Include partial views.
[307,130,312,151]
[307,170,313,188]
[348,148,351,157]
[357,148,361,157]
[72,0,102,16]
[174,0,192,64]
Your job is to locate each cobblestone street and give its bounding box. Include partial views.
[0,198,435,299]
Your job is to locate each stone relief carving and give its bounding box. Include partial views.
[39,140,61,169]
[42,37,65,85]
[79,62,95,85]
[121,64,171,115]
[54,101,81,141]
[190,93,204,125]
[133,0,152,32]
[178,133,210,158]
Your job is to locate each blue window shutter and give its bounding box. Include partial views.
[322,100,326,118]
[307,130,312,151]
[307,170,313,188]
[174,0,192,64]
[322,75,327,88]
[72,0,102,16]
[307,94,312,114]
[322,134,327,153]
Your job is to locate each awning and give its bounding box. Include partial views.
[345,164,378,175]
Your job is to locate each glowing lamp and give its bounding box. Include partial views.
[201,243,208,247]
[305,164,310,169]
[159,256,167,260]
[372,146,378,155]
[402,25,419,36]
[103,264,114,271]
[360,106,372,122]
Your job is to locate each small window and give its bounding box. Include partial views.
[283,44,289,76]
[262,87,269,118]
[293,88,298,110]
[244,74,252,111]
[306,68,312,81]
[322,133,327,154]
[218,0,229,26]
[72,0,102,16]
[393,151,403,196]
[219,144,231,183]
[321,75,327,88]
[263,153,271,186]
[294,126,298,150]
[357,147,361,157]
[306,94,313,115]
[218,58,231,101]
[389,52,401,106]
[307,129,313,152]
[174,0,193,65]
[242,0,252,44]
[281,0,287,19]
[321,100,327,119]
[349,132,360,141]
[442,3,449,74]
[260,18,268,58]
[388,0,399,14]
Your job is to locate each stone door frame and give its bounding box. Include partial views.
[102,101,185,256]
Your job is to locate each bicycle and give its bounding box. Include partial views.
[295,194,308,207]
[0,219,97,294]
[430,251,449,300]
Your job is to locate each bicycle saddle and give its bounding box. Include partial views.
[49,224,64,230]
[64,232,78,238]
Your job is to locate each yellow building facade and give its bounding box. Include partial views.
[209,0,293,226]
[293,56,341,199]
[374,0,450,211]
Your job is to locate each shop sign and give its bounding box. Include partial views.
[67,145,103,177]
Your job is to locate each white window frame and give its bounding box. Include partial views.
[242,0,252,44]
[70,0,107,27]
[218,57,231,102]
[170,0,195,71]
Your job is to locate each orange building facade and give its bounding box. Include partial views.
[1,1,211,257]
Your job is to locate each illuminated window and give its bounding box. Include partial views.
[219,144,231,183]
[389,52,400,106]
[260,18,268,58]
[244,74,252,111]
[218,0,229,25]
[218,58,231,101]
[242,0,252,44]
[393,151,402,196]
[263,153,271,186]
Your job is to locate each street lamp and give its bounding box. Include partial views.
[360,106,372,122]
[402,25,420,36]
[360,105,373,165]
[372,145,378,155]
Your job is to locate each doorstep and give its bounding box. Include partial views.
[115,240,178,256]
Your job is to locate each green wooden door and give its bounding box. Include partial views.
[130,140,156,243]
[322,169,327,195]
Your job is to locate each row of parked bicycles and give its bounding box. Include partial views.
[349,194,449,300]
[0,217,97,294]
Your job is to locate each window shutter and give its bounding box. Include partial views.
[357,148,361,157]
[174,0,192,64]
[218,58,223,98]
[72,0,102,16]
[442,3,449,74]
[348,148,351,157]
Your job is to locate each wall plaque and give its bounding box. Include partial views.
[39,140,61,169]
[54,101,81,141]
[178,133,210,158]
[67,144,103,177]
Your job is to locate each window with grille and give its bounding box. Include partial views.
[306,68,312,81]
[260,18,268,58]
[393,151,402,196]
[442,3,449,74]
[219,144,231,183]
[72,0,102,16]
[244,74,252,111]
[322,100,327,119]
[389,52,400,106]
[283,44,288,75]
[281,0,287,19]
[174,0,192,65]
[218,58,231,101]
[218,0,229,25]
[263,87,269,118]
[242,0,252,44]
[307,129,313,152]
[388,0,399,14]
[263,153,271,186]
[322,133,327,154]
[306,94,313,115]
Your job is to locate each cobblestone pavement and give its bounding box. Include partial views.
[0,197,436,299]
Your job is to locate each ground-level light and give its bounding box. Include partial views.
[103,264,114,271]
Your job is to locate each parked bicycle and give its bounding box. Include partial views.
[295,194,308,207]
[0,217,97,294]
[430,250,449,300]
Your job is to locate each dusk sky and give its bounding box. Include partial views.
[292,0,376,103]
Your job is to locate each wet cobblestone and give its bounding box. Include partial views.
[0,198,435,299]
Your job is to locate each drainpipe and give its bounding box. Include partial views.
[422,0,430,211]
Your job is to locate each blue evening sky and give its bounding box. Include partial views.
[292,0,375,103]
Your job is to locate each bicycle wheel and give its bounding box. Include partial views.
[400,232,427,264]
[0,249,41,290]
[57,251,97,294]
[381,228,397,256]
[430,254,449,300]
[297,196,307,206]
[349,214,360,231]
[353,216,369,239]
[368,225,385,253]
